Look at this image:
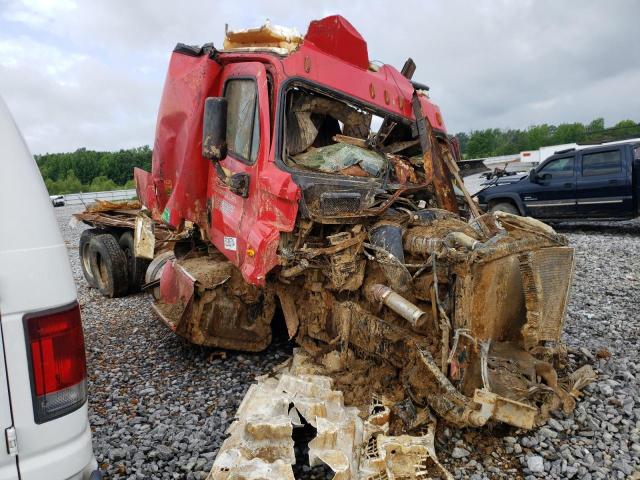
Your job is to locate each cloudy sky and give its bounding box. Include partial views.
[1,0,638,154]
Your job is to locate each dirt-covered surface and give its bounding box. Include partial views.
[56,205,639,479]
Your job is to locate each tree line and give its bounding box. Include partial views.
[37,118,639,194]
[37,146,151,194]
[455,118,640,159]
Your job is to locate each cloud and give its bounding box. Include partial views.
[3,0,76,30]
[0,0,638,153]
[0,36,87,78]
[0,33,158,153]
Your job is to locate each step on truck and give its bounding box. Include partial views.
[75,16,595,479]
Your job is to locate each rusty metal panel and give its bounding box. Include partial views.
[519,246,574,348]
[473,389,537,430]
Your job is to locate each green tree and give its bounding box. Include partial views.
[44,170,84,194]
[454,132,469,156]
[457,118,638,158]
[585,118,605,140]
[611,120,640,139]
[37,146,152,194]
[89,176,118,192]
[552,123,586,145]
[465,129,500,158]
[525,124,553,150]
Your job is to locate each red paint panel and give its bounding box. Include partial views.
[240,221,281,284]
[283,45,447,133]
[134,167,156,211]
[159,260,195,306]
[257,168,300,230]
[304,15,369,70]
[147,49,222,227]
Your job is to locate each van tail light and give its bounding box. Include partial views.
[24,302,87,423]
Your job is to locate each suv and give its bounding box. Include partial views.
[0,98,100,479]
[477,141,640,221]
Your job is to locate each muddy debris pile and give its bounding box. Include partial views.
[207,209,595,479]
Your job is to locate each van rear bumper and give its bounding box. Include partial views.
[63,458,99,480]
[67,456,99,480]
[66,455,102,480]
[18,420,98,480]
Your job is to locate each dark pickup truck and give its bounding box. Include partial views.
[477,141,640,221]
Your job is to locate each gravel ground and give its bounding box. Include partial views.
[55,205,639,479]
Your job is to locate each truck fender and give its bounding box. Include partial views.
[484,193,526,216]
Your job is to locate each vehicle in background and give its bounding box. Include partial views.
[50,194,65,207]
[0,97,100,480]
[477,141,640,221]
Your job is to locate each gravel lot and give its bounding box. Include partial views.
[55,205,639,479]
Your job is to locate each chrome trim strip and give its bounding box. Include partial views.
[525,199,576,207]
[577,199,624,205]
[527,203,575,208]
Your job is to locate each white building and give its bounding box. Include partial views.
[519,137,640,164]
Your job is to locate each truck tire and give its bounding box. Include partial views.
[89,234,129,298]
[119,231,150,293]
[490,202,519,215]
[79,229,104,288]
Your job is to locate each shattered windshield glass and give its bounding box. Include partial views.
[284,87,425,185]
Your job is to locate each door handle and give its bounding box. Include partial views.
[214,163,250,198]
[563,183,573,188]
[609,179,619,185]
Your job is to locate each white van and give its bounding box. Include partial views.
[0,97,100,479]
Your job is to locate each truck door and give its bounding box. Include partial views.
[0,318,19,480]
[208,62,270,268]
[525,155,577,218]
[576,146,631,218]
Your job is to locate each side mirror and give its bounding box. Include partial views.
[202,97,228,161]
[528,168,538,183]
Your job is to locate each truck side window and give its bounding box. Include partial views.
[538,157,574,177]
[582,150,621,176]
[634,146,640,160]
[224,79,260,164]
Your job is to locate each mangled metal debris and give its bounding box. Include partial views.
[207,208,594,477]
[208,350,451,480]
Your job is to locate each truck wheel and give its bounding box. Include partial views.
[490,202,519,215]
[79,229,104,288]
[89,234,129,298]
[119,231,150,293]
[145,251,175,300]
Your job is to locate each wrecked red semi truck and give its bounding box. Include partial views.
[76,16,595,479]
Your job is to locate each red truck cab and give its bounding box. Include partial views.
[135,15,448,285]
